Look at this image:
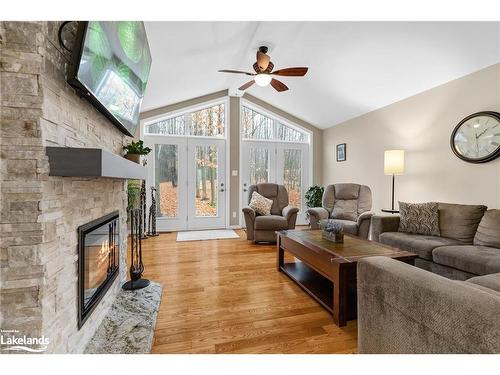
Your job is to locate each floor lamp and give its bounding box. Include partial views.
[383,150,405,213]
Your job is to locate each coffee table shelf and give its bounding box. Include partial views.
[281,261,333,313]
[277,230,417,326]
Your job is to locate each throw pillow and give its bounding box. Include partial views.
[249,191,273,216]
[398,201,440,236]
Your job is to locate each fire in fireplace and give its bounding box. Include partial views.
[78,211,119,328]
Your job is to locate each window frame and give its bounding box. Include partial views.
[142,98,228,139]
[239,99,314,225]
[240,100,312,144]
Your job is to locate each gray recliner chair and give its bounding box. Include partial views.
[306,183,373,239]
[242,183,299,243]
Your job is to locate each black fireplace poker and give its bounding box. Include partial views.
[123,208,150,290]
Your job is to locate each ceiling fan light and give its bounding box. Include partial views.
[254,74,272,87]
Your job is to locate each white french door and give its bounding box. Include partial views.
[241,141,309,224]
[187,138,226,229]
[145,135,226,231]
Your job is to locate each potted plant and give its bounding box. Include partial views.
[123,140,151,163]
[304,185,324,222]
[321,219,344,243]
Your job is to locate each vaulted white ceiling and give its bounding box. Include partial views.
[142,22,500,129]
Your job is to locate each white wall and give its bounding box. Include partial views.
[322,63,500,213]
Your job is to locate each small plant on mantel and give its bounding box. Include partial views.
[123,140,152,164]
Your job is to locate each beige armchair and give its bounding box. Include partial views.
[242,183,299,243]
[306,183,373,239]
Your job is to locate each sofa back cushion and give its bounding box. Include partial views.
[326,183,372,222]
[398,202,440,236]
[474,209,500,248]
[248,183,289,215]
[332,200,358,221]
[438,203,487,243]
[331,184,360,221]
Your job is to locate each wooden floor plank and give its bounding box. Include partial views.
[140,229,358,354]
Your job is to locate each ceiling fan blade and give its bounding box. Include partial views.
[218,69,255,76]
[264,61,274,73]
[270,78,288,92]
[256,51,270,71]
[271,67,309,76]
[239,80,255,91]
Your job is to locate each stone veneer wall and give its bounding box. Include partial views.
[1,21,130,353]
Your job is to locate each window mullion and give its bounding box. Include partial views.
[184,112,190,136]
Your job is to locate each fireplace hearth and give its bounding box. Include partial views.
[78,211,120,328]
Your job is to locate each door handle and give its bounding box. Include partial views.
[243,189,247,192]
[220,188,225,192]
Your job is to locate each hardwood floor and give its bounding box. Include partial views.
[141,229,357,354]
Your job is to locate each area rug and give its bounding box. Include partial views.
[176,229,240,242]
[84,281,162,354]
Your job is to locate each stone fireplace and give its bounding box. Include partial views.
[1,21,131,353]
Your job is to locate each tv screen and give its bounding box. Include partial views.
[69,21,152,137]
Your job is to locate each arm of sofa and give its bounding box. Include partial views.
[242,207,256,240]
[357,257,500,354]
[370,215,400,242]
[356,211,373,239]
[282,205,299,229]
[306,207,329,229]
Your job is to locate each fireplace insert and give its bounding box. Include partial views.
[78,211,119,328]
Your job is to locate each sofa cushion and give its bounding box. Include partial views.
[456,281,500,298]
[398,201,440,236]
[466,273,500,293]
[254,215,288,231]
[432,245,500,276]
[319,219,358,235]
[379,232,462,260]
[474,209,500,248]
[438,203,487,243]
[331,200,358,221]
[249,191,273,216]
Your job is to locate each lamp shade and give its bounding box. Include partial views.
[384,150,405,175]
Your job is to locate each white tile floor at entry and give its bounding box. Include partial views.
[176,229,240,242]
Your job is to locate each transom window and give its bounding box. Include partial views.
[145,103,225,137]
[242,106,310,143]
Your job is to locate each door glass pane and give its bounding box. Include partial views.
[190,104,225,137]
[242,106,273,140]
[195,146,218,217]
[283,149,302,210]
[146,115,185,135]
[249,148,269,185]
[154,144,178,218]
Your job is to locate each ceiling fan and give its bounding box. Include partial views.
[218,46,308,92]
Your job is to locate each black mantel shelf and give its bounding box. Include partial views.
[46,147,147,180]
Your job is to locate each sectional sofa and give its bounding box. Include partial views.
[363,203,500,353]
[371,204,500,280]
[357,256,500,353]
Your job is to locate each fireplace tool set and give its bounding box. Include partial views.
[122,208,151,290]
[147,186,159,237]
[123,185,159,290]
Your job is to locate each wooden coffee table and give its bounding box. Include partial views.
[277,230,417,327]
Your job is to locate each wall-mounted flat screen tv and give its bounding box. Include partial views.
[69,21,152,137]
